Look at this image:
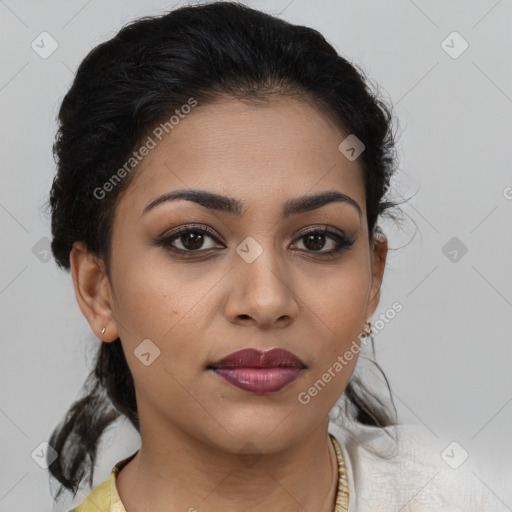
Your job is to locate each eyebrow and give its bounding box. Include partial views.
[142,189,362,220]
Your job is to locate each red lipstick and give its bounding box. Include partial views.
[208,348,306,394]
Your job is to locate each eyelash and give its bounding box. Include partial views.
[156,223,355,259]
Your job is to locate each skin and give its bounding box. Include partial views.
[70,95,387,512]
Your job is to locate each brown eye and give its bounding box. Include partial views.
[292,228,355,256]
[301,233,331,251]
[157,224,223,255]
[176,231,208,250]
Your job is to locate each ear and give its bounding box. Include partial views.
[364,230,388,322]
[69,241,119,342]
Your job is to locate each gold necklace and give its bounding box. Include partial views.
[329,434,349,512]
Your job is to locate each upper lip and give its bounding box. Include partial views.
[208,348,306,369]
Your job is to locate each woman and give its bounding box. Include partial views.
[47,2,494,511]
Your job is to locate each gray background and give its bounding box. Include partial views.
[0,0,511,510]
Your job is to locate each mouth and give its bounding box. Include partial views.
[206,348,307,394]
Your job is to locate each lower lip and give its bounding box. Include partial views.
[213,367,303,394]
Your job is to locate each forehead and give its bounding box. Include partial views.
[118,95,366,218]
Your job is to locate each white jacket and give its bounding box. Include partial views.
[328,419,510,511]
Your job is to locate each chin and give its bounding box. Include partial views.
[203,409,315,454]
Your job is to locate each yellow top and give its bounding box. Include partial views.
[69,435,346,511]
[69,451,137,512]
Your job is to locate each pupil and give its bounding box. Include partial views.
[305,234,325,251]
[183,232,203,250]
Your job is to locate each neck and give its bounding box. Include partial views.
[116,417,339,512]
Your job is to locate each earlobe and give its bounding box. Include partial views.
[70,241,119,342]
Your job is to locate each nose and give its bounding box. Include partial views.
[224,244,299,329]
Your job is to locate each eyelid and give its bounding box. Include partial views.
[295,224,347,239]
[159,223,221,241]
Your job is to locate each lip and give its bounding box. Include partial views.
[211,348,305,369]
[208,348,306,394]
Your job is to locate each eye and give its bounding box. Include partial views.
[156,224,355,258]
[292,227,355,257]
[157,224,223,255]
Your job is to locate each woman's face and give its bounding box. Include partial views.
[81,95,386,453]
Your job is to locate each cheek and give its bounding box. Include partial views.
[110,256,223,396]
[297,269,369,397]
[111,252,211,338]
[304,267,370,340]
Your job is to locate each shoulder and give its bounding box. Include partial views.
[328,420,504,511]
[68,477,113,512]
[68,452,137,512]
